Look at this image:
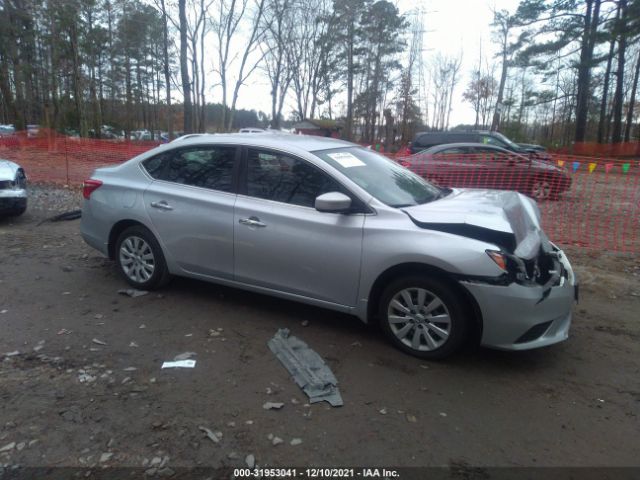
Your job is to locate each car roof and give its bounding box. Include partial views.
[169,132,356,152]
[423,142,512,153]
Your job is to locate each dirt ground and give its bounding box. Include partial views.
[0,187,639,477]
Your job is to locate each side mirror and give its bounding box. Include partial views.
[315,191,352,213]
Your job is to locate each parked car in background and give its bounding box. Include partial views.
[404,143,570,201]
[0,125,16,136]
[0,159,27,216]
[239,128,266,133]
[518,143,546,152]
[409,130,549,159]
[80,134,576,359]
[26,124,40,138]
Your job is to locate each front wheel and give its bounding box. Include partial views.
[378,276,469,359]
[530,177,559,201]
[115,225,170,290]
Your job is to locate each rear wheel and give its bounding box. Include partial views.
[115,225,170,290]
[378,276,469,359]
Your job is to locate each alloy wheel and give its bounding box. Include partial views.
[119,235,156,283]
[531,179,552,200]
[387,287,451,352]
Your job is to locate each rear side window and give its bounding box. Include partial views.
[439,147,467,154]
[144,146,237,192]
[142,152,172,178]
[245,149,343,208]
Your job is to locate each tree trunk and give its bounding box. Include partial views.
[597,32,616,143]
[345,18,354,140]
[491,48,508,131]
[160,0,173,139]
[623,48,640,141]
[574,0,601,142]
[611,0,628,144]
[70,20,87,137]
[179,0,193,134]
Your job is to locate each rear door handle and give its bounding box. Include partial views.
[239,216,267,228]
[150,201,173,211]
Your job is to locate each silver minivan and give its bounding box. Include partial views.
[80,134,577,359]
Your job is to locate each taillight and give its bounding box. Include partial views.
[83,179,103,199]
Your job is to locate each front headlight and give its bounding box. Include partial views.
[486,250,508,272]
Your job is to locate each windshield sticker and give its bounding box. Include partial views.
[327,152,366,168]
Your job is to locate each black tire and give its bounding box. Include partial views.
[378,275,469,359]
[529,176,559,201]
[115,225,170,290]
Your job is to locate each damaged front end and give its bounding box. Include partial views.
[402,189,577,349]
[403,189,575,302]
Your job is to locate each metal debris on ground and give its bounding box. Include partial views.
[267,328,343,407]
[262,402,284,410]
[118,288,149,298]
[161,359,196,369]
[36,209,82,226]
[91,338,107,346]
[198,426,222,444]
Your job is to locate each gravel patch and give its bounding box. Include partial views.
[28,183,83,214]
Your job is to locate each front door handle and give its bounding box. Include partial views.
[239,216,267,228]
[150,201,173,211]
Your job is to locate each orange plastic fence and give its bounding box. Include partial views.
[2,132,639,253]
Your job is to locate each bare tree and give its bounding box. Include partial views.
[261,0,294,129]
[178,0,193,133]
[213,0,268,131]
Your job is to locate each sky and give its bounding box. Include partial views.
[229,0,521,127]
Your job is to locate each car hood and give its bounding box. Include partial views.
[0,159,20,181]
[402,189,549,260]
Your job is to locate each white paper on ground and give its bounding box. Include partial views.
[327,152,365,168]
[161,359,196,369]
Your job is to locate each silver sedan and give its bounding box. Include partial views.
[80,133,577,359]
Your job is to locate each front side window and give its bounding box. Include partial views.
[313,147,441,208]
[246,149,344,208]
[145,146,236,192]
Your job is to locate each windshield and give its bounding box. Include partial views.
[313,147,441,207]
[493,132,520,150]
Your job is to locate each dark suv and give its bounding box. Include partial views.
[410,130,546,157]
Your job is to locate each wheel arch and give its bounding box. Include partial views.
[367,262,483,341]
[107,219,147,260]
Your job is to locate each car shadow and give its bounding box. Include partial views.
[160,275,565,373]
[166,275,370,337]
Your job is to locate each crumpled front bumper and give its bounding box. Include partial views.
[461,248,577,351]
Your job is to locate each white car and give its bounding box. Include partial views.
[0,159,27,216]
